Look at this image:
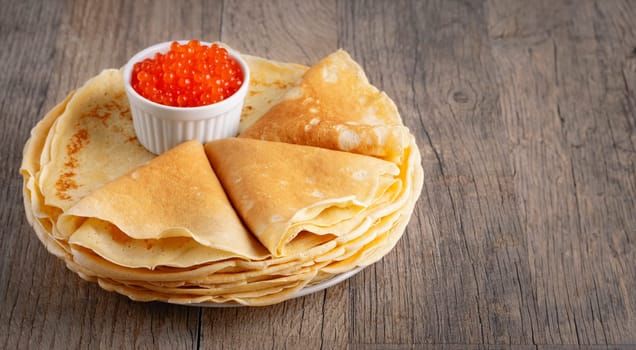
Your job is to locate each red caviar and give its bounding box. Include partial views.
[131,40,243,107]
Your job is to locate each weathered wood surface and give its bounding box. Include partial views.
[1,0,635,348]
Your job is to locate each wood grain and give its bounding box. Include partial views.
[199,2,347,349]
[1,0,635,349]
[488,0,636,345]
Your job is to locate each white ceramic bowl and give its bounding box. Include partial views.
[123,41,250,154]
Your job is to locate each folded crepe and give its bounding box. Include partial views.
[239,54,308,132]
[22,92,76,256]
[204,137,402,257]
[239,50,411,163]
[57,140,268,268]
[37,69,155,224]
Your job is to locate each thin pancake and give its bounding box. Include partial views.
[58,140,268,268]
[21,93,75,255]
[205,137,401,257]
[240,50,411,163]
[239,54,308,132]
[38,69,155,220]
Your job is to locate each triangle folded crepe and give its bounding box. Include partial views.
[239,50,411,163]
[204,137,402,257]
[57,140,268,268]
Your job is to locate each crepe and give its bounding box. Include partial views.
[324,138,423,273]
[239,54,308,132]
[20,49,423,306]
[240,50,411,163]
[205,137,401,257]
[21,93,75,255]
[57,140,268,268]
[37,69,155,226]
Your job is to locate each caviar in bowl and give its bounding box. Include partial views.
[123,40,250,154]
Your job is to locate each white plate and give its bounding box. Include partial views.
[193,266,365,307]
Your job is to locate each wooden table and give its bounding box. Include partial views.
[2,0,635,348]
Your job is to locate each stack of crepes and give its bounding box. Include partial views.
[21,49,424,306]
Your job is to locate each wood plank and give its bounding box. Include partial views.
[539,346,636,350]
[340,0,533,344]
[350,346,538,350]
[198,1,342,348]
[2,0,636,348]
[487,0,636,345]
[1,1,70,348]
[220,0,337,65]
[42,0,226,109]
[200,286,348,350]
[2,0,222,348]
